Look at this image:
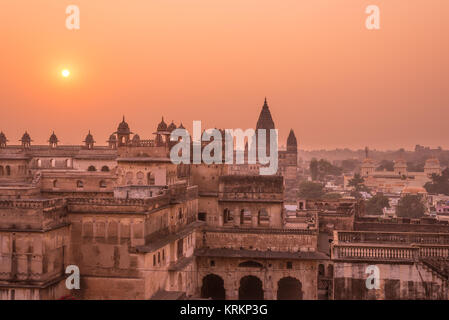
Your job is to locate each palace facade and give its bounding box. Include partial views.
[1,100,449,300]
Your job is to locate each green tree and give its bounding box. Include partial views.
[365,193,390,215]
[310,158,319,181]
[424,168,449,195]
[317,159,342,178]
[348,173,368,191]
[396,194,426,218]
[298,181,325,199]
[347,173,370,199]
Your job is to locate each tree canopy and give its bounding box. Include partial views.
[424,168,449,195]
[347,173,370,199]
[396,194,426,218]
[298,181,325,199]
[365,193,390,215]
[309,158,342,181]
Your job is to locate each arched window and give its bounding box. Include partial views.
[258,209,269,225]
[76,180,84,188]
[327,264,334,278]
[318,264,325,276]
[37,159,42,167]
[87,165,96,172]
[66,159,71,167]
[50,159,56,168]
[5,165,11,176]
[101,166,109,172]
[0,166,3,176]
[53,180,58,188]
[99,180,107,188]
[223,208,233,224]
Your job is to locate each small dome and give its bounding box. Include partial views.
[132,134,140,142]
[49,131,59,144]
[21,131,31,143]
[84,131,95,144]
[117,116,131,134]
[108,134,117,142]
[178,123,185,129]
[157,117,168,132]
[0,132,7,144]
[167,121,177,132]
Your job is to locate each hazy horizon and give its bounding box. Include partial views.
[1,1,448,150]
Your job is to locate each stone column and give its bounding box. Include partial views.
[218,210,224,227]
[251,211,258,228]
[233,208,240,226]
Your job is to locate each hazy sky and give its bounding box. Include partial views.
[0,1,448,150]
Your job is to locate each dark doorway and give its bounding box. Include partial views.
[277,277,302,300]
[177,238,184,259]
[201,274,225,300]
[198,212,206,221]
[239,275,264,300]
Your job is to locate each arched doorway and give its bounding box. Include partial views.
[239,275,263,300]
[277,277,302,300]
[201,274,225,300]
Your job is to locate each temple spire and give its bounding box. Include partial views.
[256,97,275,130]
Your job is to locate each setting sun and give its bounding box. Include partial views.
[61,69,70,78]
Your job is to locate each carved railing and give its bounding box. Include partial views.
[335,231,449,245]
[333,244,449,261]
[332,245,418,261]
[418,246,449,258]
[0,198,66,209]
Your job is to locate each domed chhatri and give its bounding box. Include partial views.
[167,121,177,132]
[0,131,7,148]
[49,131,59,148]
[107,133,117,149]
[157,117,168,132]
[20,131,32,148]
[117,116,131,135]
[84,130,95,149]
[132,134,141,146]
[115,116,133,146]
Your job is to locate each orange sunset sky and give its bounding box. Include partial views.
[0,0,448,150]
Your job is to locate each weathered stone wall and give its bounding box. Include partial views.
[0,227,70,297]
[333,261,448,299]
[41,172,116,193]
[198,229,317,252]
[197,257,318,299]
